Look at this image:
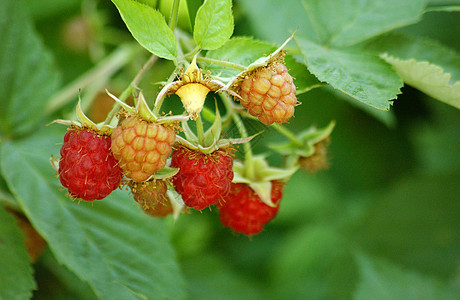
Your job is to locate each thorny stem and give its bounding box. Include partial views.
[104,54,158,124]
[45,44,139,116]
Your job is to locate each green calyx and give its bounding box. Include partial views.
[233,155,297,207]
[51,99,114,135]
[106,90,188,126]
[225,31,297,90]
[270,121,336,162]
[176,105,254,154]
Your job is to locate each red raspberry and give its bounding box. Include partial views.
[171,146,233,210]
[217,181,284,236]
[129,180,172,218]
[111,116,176,182]
[239,62,297,125]
[59,127,122,201]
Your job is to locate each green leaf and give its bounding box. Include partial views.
[206,37,276,77]
[0,0,60,138]
[331,89,397,127]
[39,250,98,300]
[383,55,460,109]
[286,54,323,94]
[194,0,234,50]
[111,0,177,60]
[0,206,36,300]
[354,254,458,300]
[302,0,427,47]
[238,0,319,44]
[365,33,460,109]
[425,5,460,12]
[365,33,460,83]
[186,0,204,31]
[270,225,358,299]
[0,127,185,300]
[296,36,402,110]
[181,255,266,300]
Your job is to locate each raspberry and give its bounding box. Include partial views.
[129,180,172,218]
[111,116,176,182]
[218,181,284,236]
[171,146,233,210]
[59,127,123,201]
[239,62,297,125]
[298,137,330,172]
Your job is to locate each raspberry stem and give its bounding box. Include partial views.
[230,103,304,147]
[221,94,255,178]
[271,124,303,147]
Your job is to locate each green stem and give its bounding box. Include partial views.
[169,0,180,32]
[104,54,158,124]
[195,114,205,145]
[220,94,254,178]
[271,124,303,147]
[194,56,246,71]
[45,44,139,116]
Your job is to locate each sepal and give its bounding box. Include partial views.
[51,99,114,134]
[233,156,297,207]
[224,31,297,90]
[270,121,335,157]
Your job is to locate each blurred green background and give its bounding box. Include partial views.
[10,0,460,299]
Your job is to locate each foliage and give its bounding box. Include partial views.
[0,0,459,299]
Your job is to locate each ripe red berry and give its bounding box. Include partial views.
[59,127,123,201]
[171,146,234,210]
[111,116,176,182]
[217,181,284,236]
[129,180,172,218]
[239,62,297,125]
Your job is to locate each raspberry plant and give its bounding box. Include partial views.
[0,0,459,299]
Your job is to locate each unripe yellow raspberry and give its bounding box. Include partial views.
[239,62,297,125]
[111,116,176,182]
